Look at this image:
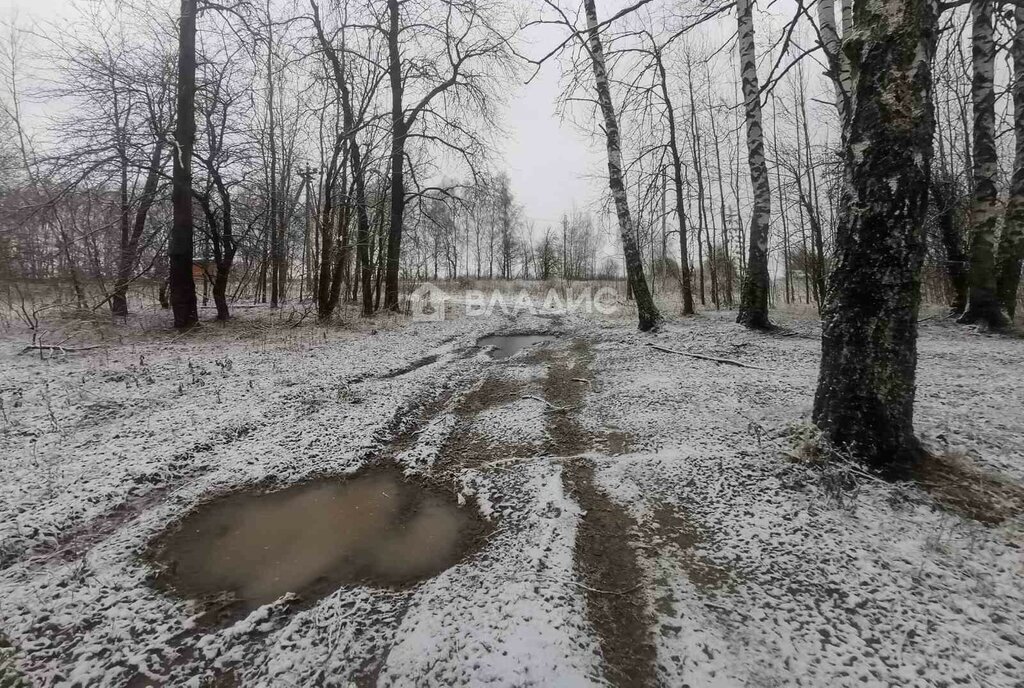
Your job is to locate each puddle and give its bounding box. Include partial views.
[477,334,555,360]
[149,470,485,618]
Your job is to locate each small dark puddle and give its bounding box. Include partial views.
[478,334,555,360]
[149,470,484,618]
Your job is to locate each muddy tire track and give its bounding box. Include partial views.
[540,338,657,687]
[563,461,656,688]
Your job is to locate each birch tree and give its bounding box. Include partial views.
[817,0,849,124]
[997,5,1024,319]
[581,0,660,330]
[735,0,772,330]
[814,0,939,467]
[959,0,1008,328]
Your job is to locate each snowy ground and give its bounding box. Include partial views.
[0,301,1022,687]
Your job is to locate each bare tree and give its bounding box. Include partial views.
[169,0,199,328]
[309,0,383,318]
[735,0,772,330]
[380,0,514,311]
[644,33,694,314]
[569,0,661,330]
[997,4,1024,319]
[959,0,1008,328]
[814,0,938,467]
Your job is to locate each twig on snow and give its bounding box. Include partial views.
[537,573,640,596]
[19,344,104,355]
[648,343,767,370]
[571,581,641,596]
[521,395,577,413]
[704,601,747,616]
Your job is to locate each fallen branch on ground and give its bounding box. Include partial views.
[198,304,266,309]
[648,343,767,370]
[19,344,104,355]
[571,581,641,596]
[521,395,577,413]
[536,573,640,596]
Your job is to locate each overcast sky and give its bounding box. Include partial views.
[1,0,613,236]
[495,20,607,232]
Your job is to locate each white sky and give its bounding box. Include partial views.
[497,20,607,232]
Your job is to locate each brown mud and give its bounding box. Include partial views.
[147,469,487,622]
[543,339,657,687]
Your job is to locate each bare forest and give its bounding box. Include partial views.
[0,0,1022,685]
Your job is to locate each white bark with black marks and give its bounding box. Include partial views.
[997,5,1024,319]
[582,0,661,331]
[959,0,1008,328]
[817,0,849,125]
[735,0,772,330]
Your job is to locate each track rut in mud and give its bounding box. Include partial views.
[536,338,657,687]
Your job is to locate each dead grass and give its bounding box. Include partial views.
[0,634,26,688]
[908,450,1024,524]
[780,425,1024,524]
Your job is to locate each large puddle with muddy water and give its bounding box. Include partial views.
[148,470,486,618]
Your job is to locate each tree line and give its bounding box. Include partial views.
[1,0,1023,466]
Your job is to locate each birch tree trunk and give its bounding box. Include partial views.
[735,0,773,330]
[582,0,660,331]
[839,0,853,103]
[813,0,938,468]
[169,0,199,328]
[959,0,1008,328]
[997,5,1024,320]
[839,0,856,88]
[817,0,848,124]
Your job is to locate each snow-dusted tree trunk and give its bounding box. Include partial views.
[959,0,1008,328]
[813,0,938,467]
[997,5,1024,319]
[582,0,661,331]
[735,0,772,329]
